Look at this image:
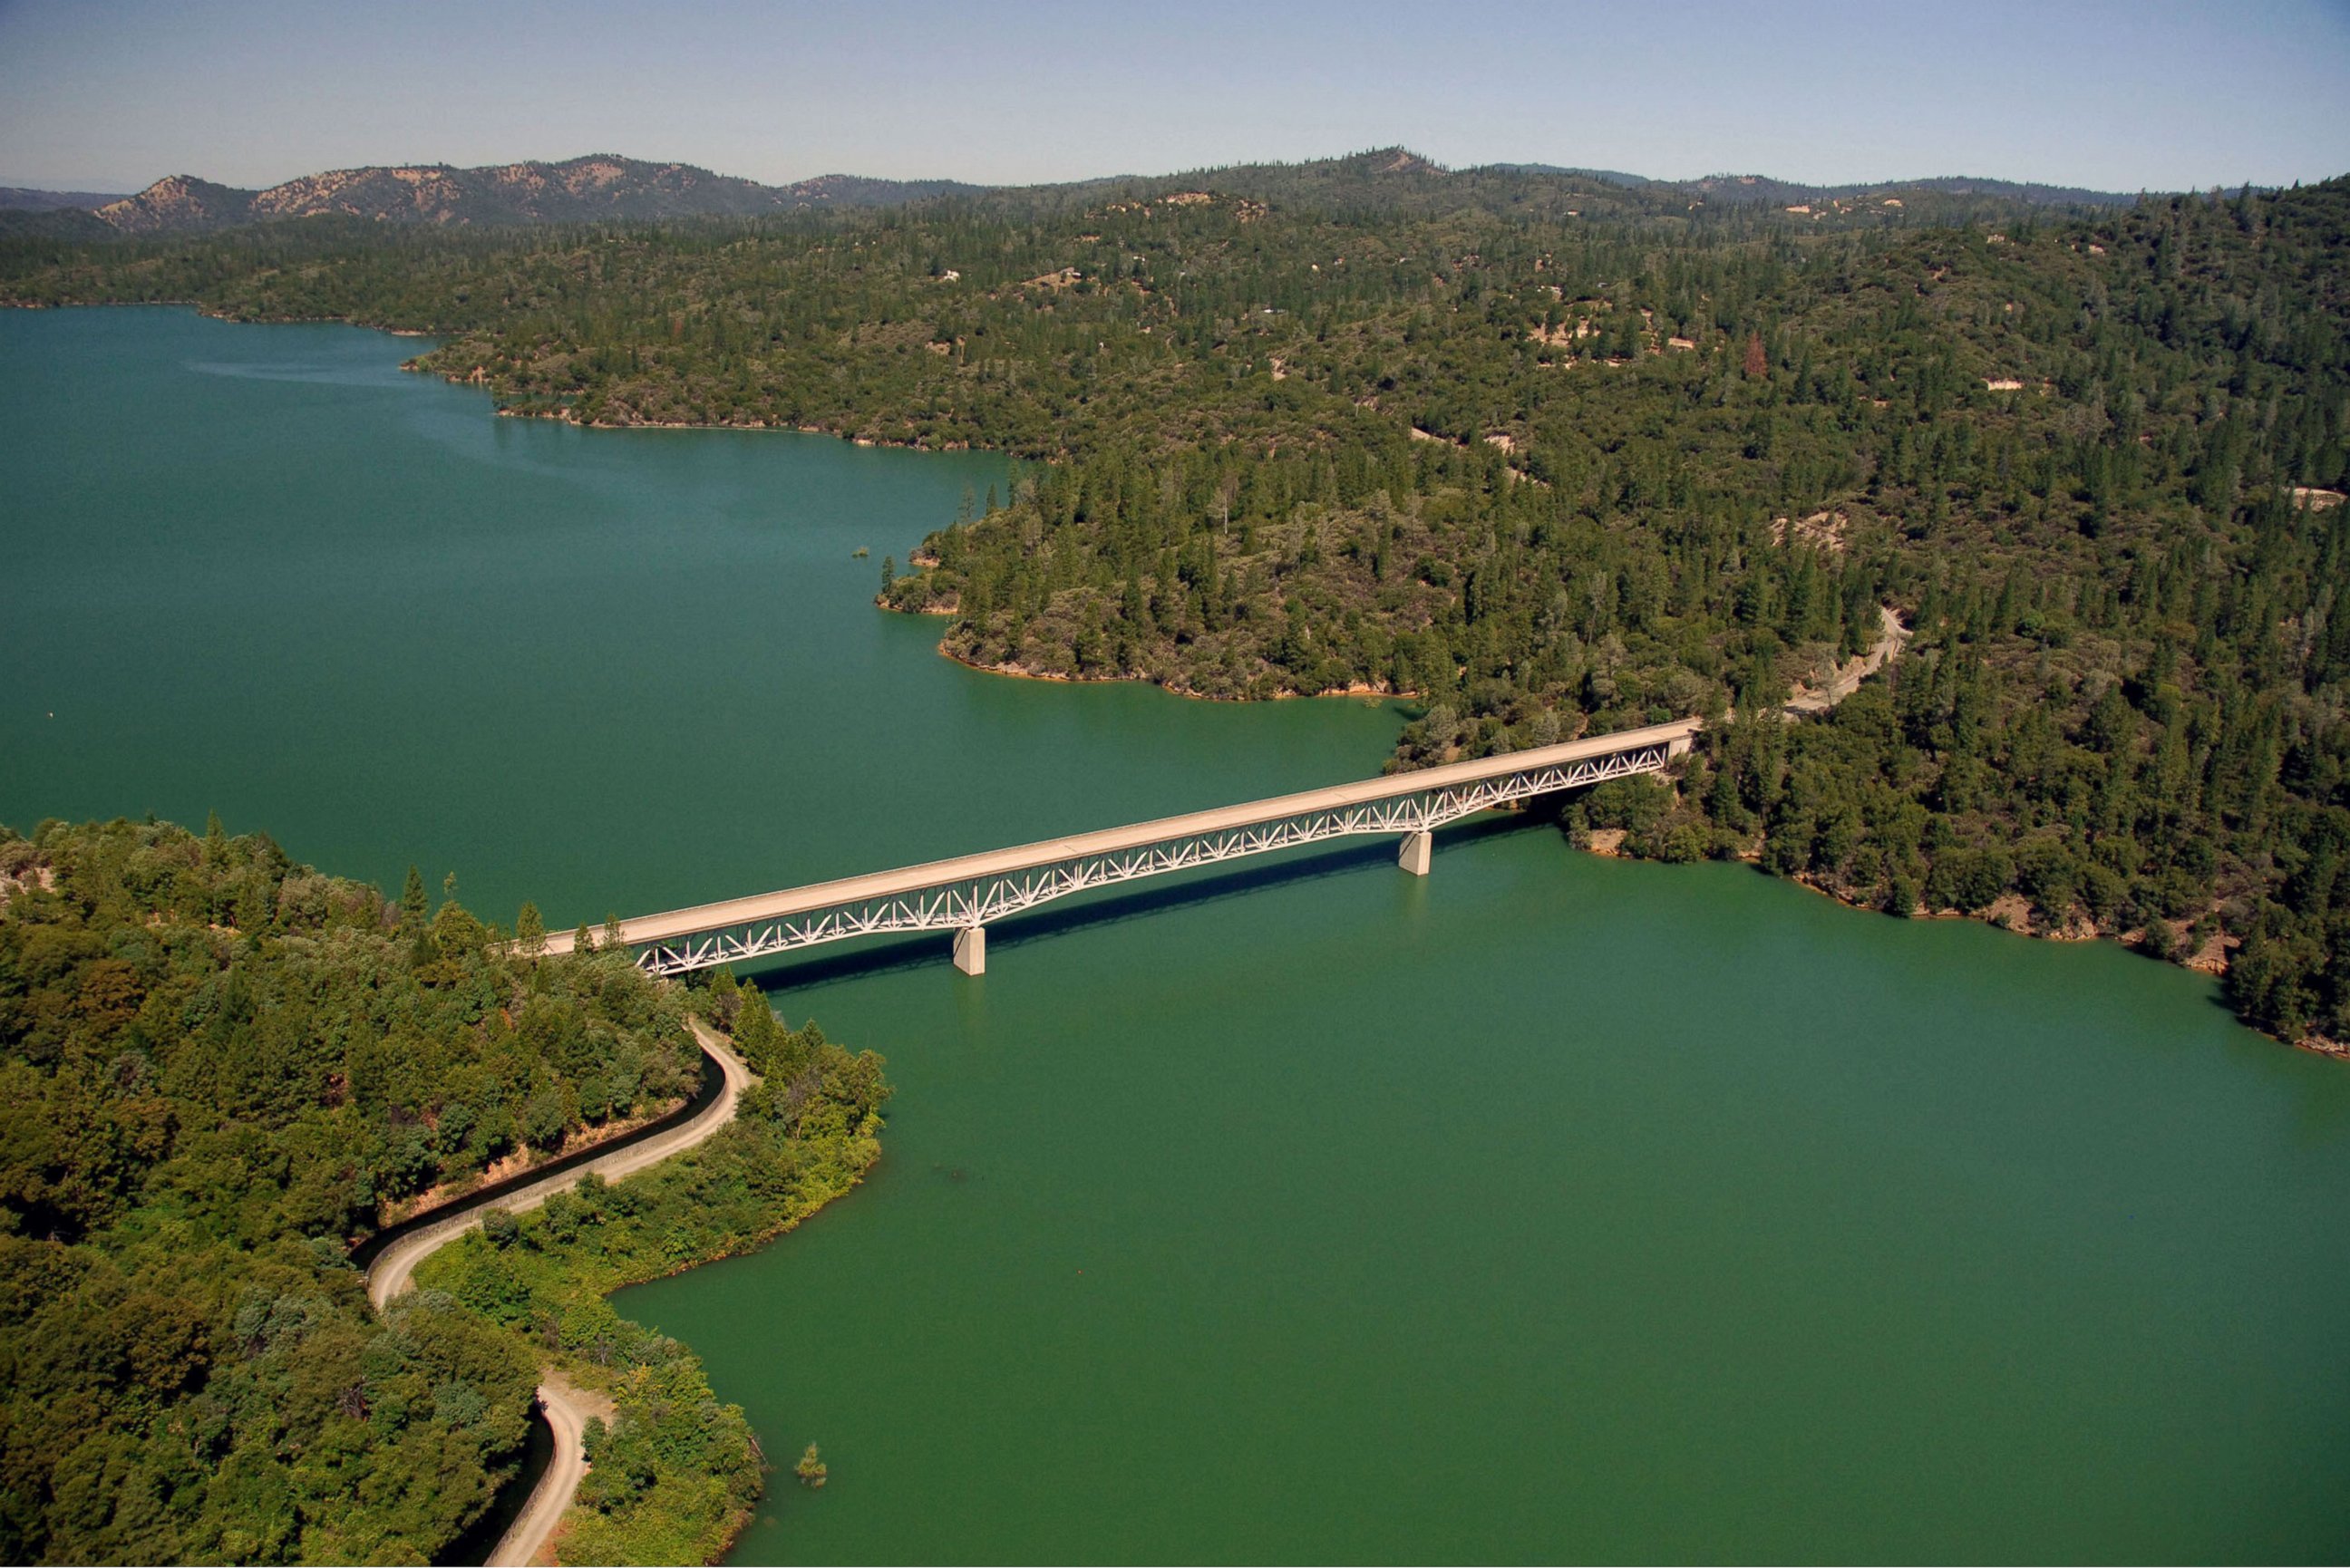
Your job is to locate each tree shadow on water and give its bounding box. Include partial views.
[739,807,1560,995]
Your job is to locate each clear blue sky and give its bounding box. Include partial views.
[2,0,2345,194]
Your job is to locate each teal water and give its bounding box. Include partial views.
[7,308,2349,1563]
[0,307,1393,926]
[636,845,2350,1564]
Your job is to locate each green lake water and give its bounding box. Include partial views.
[6,307,2348,1562]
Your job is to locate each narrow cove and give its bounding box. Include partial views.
[5,307,2346,1563]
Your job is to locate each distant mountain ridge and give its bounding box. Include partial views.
[1482,163,1656,188]
[7,148,2149,237]
[1088,148,2146,226]
[1674,171,2141,208]
[82,154,981,233]
[1251,150,2141,208]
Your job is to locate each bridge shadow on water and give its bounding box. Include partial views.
[738,805,1565,996]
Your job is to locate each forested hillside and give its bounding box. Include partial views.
[0,818,704,1562]
[3,160,2344,1047]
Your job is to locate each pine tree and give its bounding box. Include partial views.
[516,901,546,960]
[732,990,782,1072]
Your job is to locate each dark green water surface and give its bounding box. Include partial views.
[7,309,2347,1563]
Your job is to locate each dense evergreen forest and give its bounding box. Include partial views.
[4,153,2345,1056]
[0,817,885,1563]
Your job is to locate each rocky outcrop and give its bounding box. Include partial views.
[95,174,256,233]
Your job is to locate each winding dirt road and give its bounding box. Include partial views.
[363,1018,752,1565]
[487,1373,615,1568]
[1784,605,1911,716]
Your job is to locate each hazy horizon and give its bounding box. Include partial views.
[3,0,2346,198]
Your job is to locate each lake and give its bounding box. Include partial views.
[7,306,2346,1562]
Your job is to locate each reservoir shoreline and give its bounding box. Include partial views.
[11,305,2349,1564]
[8,304,2324,1058]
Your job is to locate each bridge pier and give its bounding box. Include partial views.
[953,924,986,976]
[1398,829,1432,876]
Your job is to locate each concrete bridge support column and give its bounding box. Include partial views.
[1398,830,1432,876]
[953,924,986,976]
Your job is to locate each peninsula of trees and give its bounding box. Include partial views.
[4,150,2344,1050]
[0,818,888,1563]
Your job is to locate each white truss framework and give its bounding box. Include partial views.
[617,739,1677,976]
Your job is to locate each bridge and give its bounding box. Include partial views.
[547,717,1700,977]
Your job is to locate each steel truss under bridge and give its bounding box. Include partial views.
[546,718,1700,977]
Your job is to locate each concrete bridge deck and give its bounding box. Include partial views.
[548,716,1699,976]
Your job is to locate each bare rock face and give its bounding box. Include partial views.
[92,155,980,234]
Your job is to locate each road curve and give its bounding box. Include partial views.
[365,1020,752,1312]
[361,1017,753,1563]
